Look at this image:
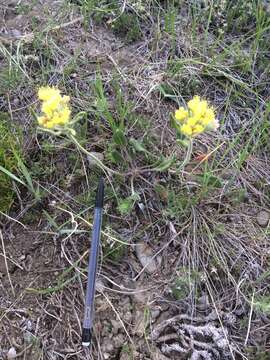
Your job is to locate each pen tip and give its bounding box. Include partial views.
[82,328,92,346]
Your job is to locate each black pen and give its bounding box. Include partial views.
[82,178,104,346]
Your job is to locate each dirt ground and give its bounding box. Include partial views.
[1,1,270,360]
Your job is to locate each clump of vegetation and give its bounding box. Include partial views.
[111,12,142,42]
[0,113,22,213]
[73,0,143,41]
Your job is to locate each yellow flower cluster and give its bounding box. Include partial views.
[175,95,218,137]
[37,87,71,129]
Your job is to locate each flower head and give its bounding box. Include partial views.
[37,86,71,129]
[174,95,218,138]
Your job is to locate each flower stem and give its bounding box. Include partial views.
[181,140,193,169]
[69,134,121,201]
[68,134,119,176]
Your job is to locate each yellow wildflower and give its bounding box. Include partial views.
[193,124,204,135]
[181,124,193,137]
[186,117,198,127]
[37,86,71,129]
[201,108,216,127]
[37,115,46,126]
[38,87,61,101]
[193,100,208,118]
[175,107,188,121]
[187,95,201,112]
[174,95,218,138]
[59,108,71,123]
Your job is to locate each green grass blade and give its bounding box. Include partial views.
[0,165,26,186]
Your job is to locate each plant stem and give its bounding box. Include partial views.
[69,134,120,201]
[69,134,119,176]
[181,140,193,169]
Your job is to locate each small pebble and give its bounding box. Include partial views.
[151,308,161,322]
[104,340,114,352]
[133,309,145,336]
[256,210,270,227]
[197,294,210,311]
[111,319,121,334]
[87,152,104,167]
[96,279,106,292]
[133,285,149,304]
[123,311,132,323]
[7,347,16,359]
[13,98,20,106]
[113,333,125,348]
[135,243,160,274]
[10,29,22,37]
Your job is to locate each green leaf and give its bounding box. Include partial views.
[113,128,127,146]
[195,174,223,188]
[13,150,40,199]
[254,296,270,314]
[72,111,87,123]
[153,156,175,172]
[117,193,140,216]
[157,84,178,103]
[109,149,124,164]
[129,138,148,153]
[154,183,169,202]
[0,165,26,186]
[176,138,190,147]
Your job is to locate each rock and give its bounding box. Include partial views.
[104,341,114,352]
[102,340,114,356]
[133,285,150,305]
[197,294,210,311]
[111,319,122,334]
[96,278,106,292]
[119,352,130,360]
[123,311,132,323]
[151,308,161,322]
[113,333,125,348]
[133,309,146,336]
[9,29,22,37]
[135,243,160,274]
[7,347,16,359]
[87,152,104,167]
[152,347,170,360]
[256,210,270,227]
[121,296,131,307]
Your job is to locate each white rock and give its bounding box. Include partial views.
[7,347,17,359]
[87,152,104,167]
[135,243,160,274]
[151,308,161,322]
[256,210,270,227]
